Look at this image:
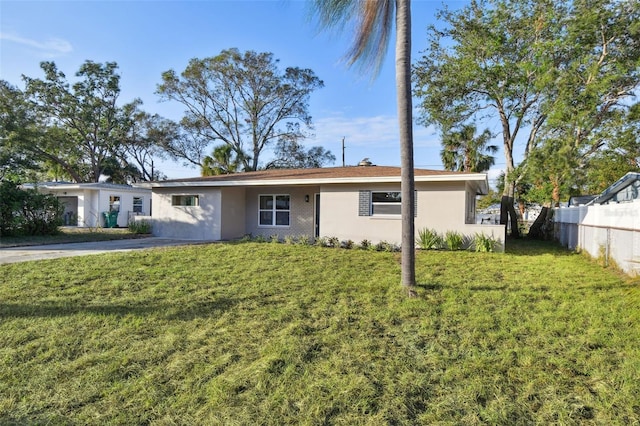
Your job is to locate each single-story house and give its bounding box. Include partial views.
[24,182,152,228]
[138,165,505,249]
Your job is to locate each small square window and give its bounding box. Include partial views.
[259,195,290,226]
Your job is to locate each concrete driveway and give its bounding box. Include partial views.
[0,238,209,264]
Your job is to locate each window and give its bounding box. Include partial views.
[133,197,143,213]
[172,195,199,206]
[371,191,401,215]
[259,195,290,226]
[109,196,121,212]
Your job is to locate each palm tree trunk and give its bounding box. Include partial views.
[396,0,416,294]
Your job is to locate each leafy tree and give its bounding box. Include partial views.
[312,0,417,294]
[440,124,497,172]
[119,105,171,182]
[414,0,639,228]
[523,0,640,205]
[157,49,324,172]
[22,61,141,182]
[0,80,45,181]
[413,0,561,237]
[265,135,336,170]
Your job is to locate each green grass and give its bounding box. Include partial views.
[0,228,146,248]
[0,240,638,424]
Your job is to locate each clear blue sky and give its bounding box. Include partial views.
[1,0,506,181]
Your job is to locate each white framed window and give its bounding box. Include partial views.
[259,194,290,226]
[371,191,401,215]
[109,195,121,212]
[172,195,199,206]
[133,197,143,213]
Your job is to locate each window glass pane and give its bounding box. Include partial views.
[275,211,290,226]
[275,195,290,210]
[372,204,402,215]
[133,197,143,213]
[259,211,273,225]
[260,195,273,209]
[172,195,199,206]
[109,196,121,212]
[372,192,401,203]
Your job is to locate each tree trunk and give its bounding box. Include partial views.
[396,0,416,295]
[528,206,548,239]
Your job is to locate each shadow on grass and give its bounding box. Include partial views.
[415,282,443,291]
[505,237,575,256]
[0,298,238,320]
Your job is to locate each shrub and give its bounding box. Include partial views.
[444,231,464,251]
[473,233,498,252]
[342,239,354,249]
[358,240,370,250]
[296,235,312,246]
[283,235,296,245]
[270,234,280,243]
[416,228,443,250]
[0,181,62,237]
[253,235,267,243]
[128,220,152,234]
[374,241,398,252]
[327,236,340,248]
[315,236,328,247]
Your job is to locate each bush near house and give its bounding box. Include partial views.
[0,181,63,237]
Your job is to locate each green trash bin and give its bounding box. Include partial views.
[102,211,119,228]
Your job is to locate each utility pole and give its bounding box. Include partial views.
[342,137,345,167]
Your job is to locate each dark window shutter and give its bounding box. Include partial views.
[358,191,371,216]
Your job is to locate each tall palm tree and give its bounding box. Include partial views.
[313,0,416,294]
[441,125,498,173]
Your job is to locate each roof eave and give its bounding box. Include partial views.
[140,173,488,189]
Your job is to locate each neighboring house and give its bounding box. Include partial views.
[138,165,505,249]
[24,182,151,228]
[555,171,640,276]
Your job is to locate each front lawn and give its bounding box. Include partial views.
[0,227,146,248]
[0,241,638,424]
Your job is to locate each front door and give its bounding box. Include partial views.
[314,193,320,238]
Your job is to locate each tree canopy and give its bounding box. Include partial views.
[156,49,324,172]
[1,61,176,183]
[414,0,640,221]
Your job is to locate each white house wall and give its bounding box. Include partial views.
[151,188,222,240]
[97,189,151,227]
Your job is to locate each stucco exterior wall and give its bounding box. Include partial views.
[220,187,246,240]
[151,187,222,240]
[244,186,318,239]
[97,189,150,227]
[318,181,504,250]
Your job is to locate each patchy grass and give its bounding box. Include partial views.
[0,227,146,248]
[0,240,638,424]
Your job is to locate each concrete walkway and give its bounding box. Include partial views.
[0,238,209,264]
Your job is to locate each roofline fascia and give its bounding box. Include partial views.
[138,173,488,189]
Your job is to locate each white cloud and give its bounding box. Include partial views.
[0,32,72,57]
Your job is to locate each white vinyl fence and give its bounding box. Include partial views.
[554,201,640,276]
